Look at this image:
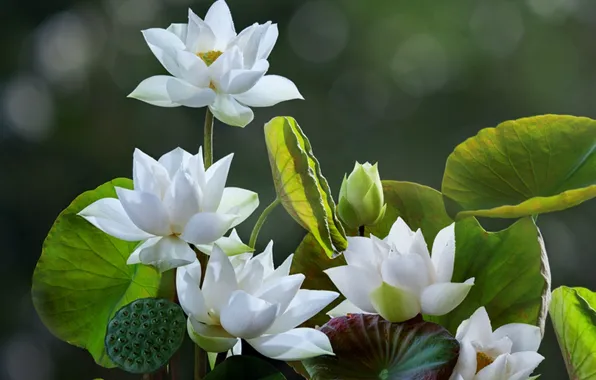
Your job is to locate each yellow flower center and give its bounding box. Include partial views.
[476,351,494,373]
[197,50,223,66]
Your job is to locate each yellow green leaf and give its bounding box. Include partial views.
[264,117,347,257]
[442,115,596,219]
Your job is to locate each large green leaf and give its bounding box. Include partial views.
[31,179,164,368]
[264,116,347,257]
[205,356,286,380]
[290,181,453,329]
[550,286,596,379]
[367,181,454,245]
[302,314,459,380]
[429,217,551,334]
[442,115,596,219]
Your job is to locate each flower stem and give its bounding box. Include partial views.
[249,198,281,249]
[190,245,210,379]
[358,225,365,237]
[204,108,214,169]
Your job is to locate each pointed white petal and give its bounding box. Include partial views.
[173,49,211,88]
[78,198,154,241]
[186,9,216,53]
[220,290,278,339]
[166,23,188,42]
[163,170,201,234]
[492,323,542,353]
[209,94,254,127]
[217,187,259,228]
[481,336,513,359]
[420,278,474,316]
[327,299,370,318]
[236,260,264,295]
[475,354,507,380]
[142,28,186,77]
[188,317,239,353]
[233,75,303,107]
[128,237,160,265]
[456,306,493,344]
[431,223,456,283]
[267,252,293,283]
[256,274,305,316]
[410,229,436,281]
[128,76,182,108]
[324,265,382,312]
[132,148,171,198]
[115,187,171,236]
[166,76,216,108]
[127,247,141,265]
[385,217,415,253]
[507,351,544,379]
[186,148,207,189]
[238,23,269,68]
[202,246,238,315]
[257,23,278,61]
[220,65,268,94]
[181,212,237,245]
[203,153,233,212]
[247,328,334,361]
[135,236,196,272]
[253,241,275,278]
[209,46,243,85]
[451,340,477,380]
[381,253,431,294]
[204,0,236,49]
[158,147,193,178]
[267,290,339,334]
[177,262,210,322]
[343,236,382,270]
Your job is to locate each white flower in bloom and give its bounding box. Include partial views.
[326,218,474,322]
[129,0,303,127]
[450,307,544,380]
[177,243,338,360]
[78,147,258,272]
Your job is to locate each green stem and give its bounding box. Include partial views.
[204,108,214,169]
[249,198,281,249]
[190,245,210,379]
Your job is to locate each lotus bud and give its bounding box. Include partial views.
[338,162,386,229]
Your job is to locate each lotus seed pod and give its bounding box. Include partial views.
[105,298,185,374]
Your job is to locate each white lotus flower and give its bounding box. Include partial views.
[325,218,474,322]
[78,147,258,272]
[177,243,339,360]
[129,0,303,127]
[450,307,544,380]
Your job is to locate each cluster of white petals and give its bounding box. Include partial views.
[450,307,544,380]
[326,218,474,322]
[177,243,339,361]
[129,0,303,127]
[79,147,258,272]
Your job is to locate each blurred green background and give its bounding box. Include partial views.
[2,0,596,378]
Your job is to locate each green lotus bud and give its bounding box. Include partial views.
[338,162,386,229]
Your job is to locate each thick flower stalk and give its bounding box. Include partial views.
[337,161,386,229]
[79,147,258,272]
[129,0,303,127]
[177,243,339,360]
[450,307,544,380]
[325,218,474,322]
